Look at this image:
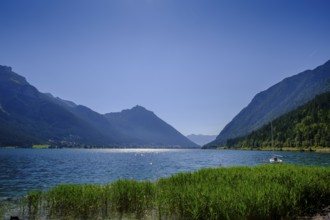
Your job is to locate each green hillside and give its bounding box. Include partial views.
[227,92,330,149]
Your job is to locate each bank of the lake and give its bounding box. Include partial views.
[216,146,330,153]
[2,164,329,220]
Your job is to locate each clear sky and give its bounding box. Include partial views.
[1,0,330,136]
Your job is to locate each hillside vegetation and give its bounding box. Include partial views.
[227,92,330,149]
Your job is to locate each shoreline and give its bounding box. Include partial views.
[215,146,330,153]
[1,164,329,220]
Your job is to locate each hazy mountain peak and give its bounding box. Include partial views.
[105,106,199,148]
[132,105,146,110]
[0,65,12,72]
[108,105,155,118]
[0,65,28,86]
[129,105,152,113]
[129,105,151,113]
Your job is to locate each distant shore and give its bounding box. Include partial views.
[2,145,330,153]
[215,146,330,153]
[0,145,199,149]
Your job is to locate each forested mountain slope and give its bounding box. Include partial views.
[205,60,330,148]
[226,92,330,149]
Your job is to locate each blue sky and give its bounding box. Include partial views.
[1,0,330,135]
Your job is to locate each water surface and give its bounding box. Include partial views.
[0,148,329,200]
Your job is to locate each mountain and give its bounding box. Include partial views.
[205,59,330,148]
[105,106,199,148]
[0,65,118,147]
[186,134,217,146]
[0,65,197,148]
[227,92,330,148]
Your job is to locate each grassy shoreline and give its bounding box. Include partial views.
[2,164,329,220]
[0,144,50,149]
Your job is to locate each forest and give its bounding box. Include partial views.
[227,92,330,149]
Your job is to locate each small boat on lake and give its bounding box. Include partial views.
[269,155,283,163]
[269,121,283,164]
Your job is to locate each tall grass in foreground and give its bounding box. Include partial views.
[21,164,330,220]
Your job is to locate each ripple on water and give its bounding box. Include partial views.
[0,148,329,199]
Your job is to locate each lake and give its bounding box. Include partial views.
[0,148,329,200]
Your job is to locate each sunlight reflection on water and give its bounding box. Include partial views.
[94,148,185,153]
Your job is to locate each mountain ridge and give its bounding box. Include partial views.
[0,65,198,148]
[205,59,330,148]
[105,105,198,148]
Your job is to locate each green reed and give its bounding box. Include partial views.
[46,184,105,219]
[23,164,330,220]
[25,190,43,219]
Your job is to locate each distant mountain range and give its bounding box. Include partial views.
[105,106,199,148]
[0,65,198,148]
[205,59,330,148]
[186,134,217,146]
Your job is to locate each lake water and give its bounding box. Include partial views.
[0,148,329,200]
